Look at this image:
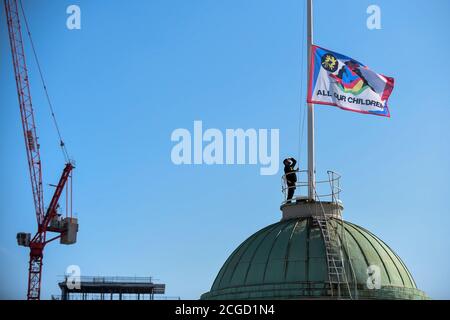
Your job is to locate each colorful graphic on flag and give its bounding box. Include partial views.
[307,45,394,117]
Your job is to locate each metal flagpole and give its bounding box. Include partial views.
[307,0,316,200]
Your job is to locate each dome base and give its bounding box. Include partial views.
[201,282,429,300]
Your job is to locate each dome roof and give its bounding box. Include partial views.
[201,218,428,300]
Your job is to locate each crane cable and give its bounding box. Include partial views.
[19,0,70,163]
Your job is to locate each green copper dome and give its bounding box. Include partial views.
[201,218,428,300]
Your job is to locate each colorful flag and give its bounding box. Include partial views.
[307,45,394,117]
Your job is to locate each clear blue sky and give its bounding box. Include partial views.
[0,0,449,299]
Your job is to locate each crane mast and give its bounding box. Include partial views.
[4,0,78,300]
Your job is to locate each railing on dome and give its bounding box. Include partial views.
[281,170,342,205]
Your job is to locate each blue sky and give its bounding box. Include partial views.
[0,0,449,299]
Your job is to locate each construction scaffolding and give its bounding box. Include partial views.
[56,276,167,300]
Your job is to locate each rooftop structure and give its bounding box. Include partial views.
[57,276,167,300]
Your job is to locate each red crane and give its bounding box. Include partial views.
[4,0,78,300]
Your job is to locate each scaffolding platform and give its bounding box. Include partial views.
[57,276,166,300]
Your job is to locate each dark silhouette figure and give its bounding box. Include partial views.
[283,157,297,203]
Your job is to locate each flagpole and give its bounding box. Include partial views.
[307,0,316,201]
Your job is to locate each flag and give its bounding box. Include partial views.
[307,45,394,117]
